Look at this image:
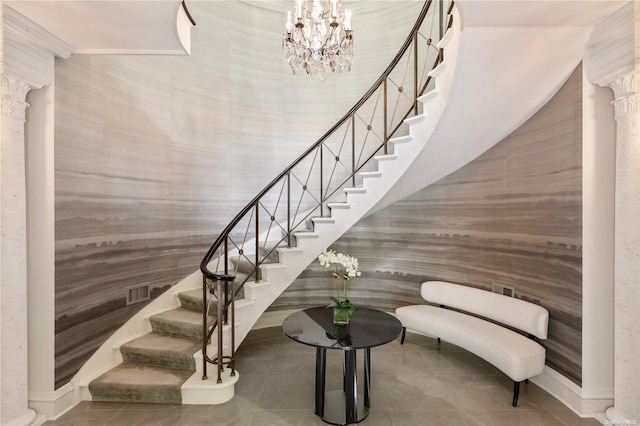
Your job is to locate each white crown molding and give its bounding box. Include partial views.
[3,5,74,59]
[2,4,73,89]
[584,2,636,88]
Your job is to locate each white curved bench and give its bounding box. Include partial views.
[395,281,549,407]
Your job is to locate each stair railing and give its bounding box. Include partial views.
[200,0,454,384]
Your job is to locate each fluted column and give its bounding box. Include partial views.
[0,66,36,425]
[604,72,640,424]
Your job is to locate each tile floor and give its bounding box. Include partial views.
[45,327,600,426]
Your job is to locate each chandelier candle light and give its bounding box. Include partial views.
[318,250,361,324]
[283,0,354,81]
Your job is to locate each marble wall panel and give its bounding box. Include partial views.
[272,65,584,385]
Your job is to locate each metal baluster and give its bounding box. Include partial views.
[230,272,236,377]
[383,78,388,154]
[202,274,208,380]
[216,277,223,383]
[255,202,259,283]
[351,114,356,185]
[287,172,291,247]
[440,0,444,41]
[413,32,419,115]
[320,144,324,216]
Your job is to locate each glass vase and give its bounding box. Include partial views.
[333,307,350,325]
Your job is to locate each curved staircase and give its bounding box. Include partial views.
[73,0,460,405]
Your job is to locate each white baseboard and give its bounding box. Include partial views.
[28,383,78,421]
[531,366,613,418]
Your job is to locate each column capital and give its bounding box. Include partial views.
[1,69,31,120]
[610,72,640,117]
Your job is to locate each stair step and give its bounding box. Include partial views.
[359,171,382,178]
[120,333,200,371]
[179,288,216,315]
[327,202,350,210]
[182,370,238,405]
[293,231,319,239]
[374,154,398,162]
[229,256,261,276]
[311,216,336,224]
[89,363,193,404]
[417,89,439,103]
[390,135,412,145]
[149,308,213,340]
[343,187,366,195]
[405,114,426,125]
[428,60,448,78]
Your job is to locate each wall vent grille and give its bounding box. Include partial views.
[127,284,150,305]
[492,283,515,297]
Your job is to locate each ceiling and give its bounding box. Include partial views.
[5,0,193,54]
[5,0,629,56]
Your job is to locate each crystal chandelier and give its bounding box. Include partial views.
[283,0,353,81]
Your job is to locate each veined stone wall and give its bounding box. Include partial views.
[273,64,584,385]
[53,1,425,388]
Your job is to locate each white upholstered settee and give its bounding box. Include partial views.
[395,281,549,407]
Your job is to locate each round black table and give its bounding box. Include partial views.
[282,306,403,425]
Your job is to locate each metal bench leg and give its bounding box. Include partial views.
[401,327,406,344]
[512,381,520,407]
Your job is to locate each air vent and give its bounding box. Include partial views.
[492,283,515,297]
[127,284,150,305]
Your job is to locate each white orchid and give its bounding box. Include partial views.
[319,249,361,319]
[318,249,361,281]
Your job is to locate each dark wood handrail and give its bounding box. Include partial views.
[182,1,196,26]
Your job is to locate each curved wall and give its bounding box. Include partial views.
[274,64,584,385]
[53,1,425,388]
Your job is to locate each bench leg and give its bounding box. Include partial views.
[401,327,406,344]
[512,381,520,407]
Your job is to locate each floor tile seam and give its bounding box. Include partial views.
[99,406,126,426]
[169,408,192,426]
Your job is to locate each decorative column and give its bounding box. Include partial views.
[2,4,72,422]
[605,72,640,424]
[0,67,37,426]
[585,2,640,423]
[584,2,640,423]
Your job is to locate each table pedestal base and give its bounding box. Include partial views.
[321,390,369,425]
[283,308,402,426]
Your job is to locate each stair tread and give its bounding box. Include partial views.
[151,307,206,325]
[122,332,200,354]
[92,363,193,385]
[179,288,218,312]
[89,364,192,404]
[150,308,213,339]
[120,332,200,371]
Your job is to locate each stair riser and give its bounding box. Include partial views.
[89,385,182,404]
[120,349,196,372]
[150,317,207,340]
[180,288,246,315]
